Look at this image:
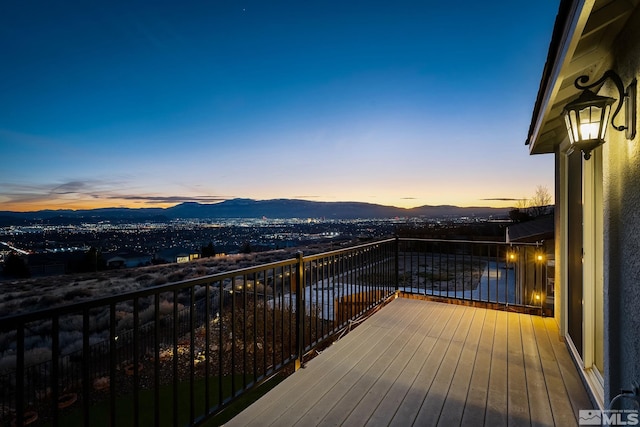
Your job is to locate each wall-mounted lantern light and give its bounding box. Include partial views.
[532,290,542,305]
[563,70,636,160]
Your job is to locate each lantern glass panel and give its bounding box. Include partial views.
[564,114,575,144]
[578,105,602,140]
[572,110,579,142]
[599,104,611,139]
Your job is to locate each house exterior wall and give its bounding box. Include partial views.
[603,6,640,403]
[528,0,640,410]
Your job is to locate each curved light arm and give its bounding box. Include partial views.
[575,70,636,139]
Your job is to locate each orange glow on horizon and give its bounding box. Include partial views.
[1,195,519,213]
[0,199,178,213]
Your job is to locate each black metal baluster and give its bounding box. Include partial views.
[204,282,211,414]
[231,276,236,397]
[366,249,371,309]
[500,244,506,305]
[394,236,400,292]
[348,252,352,321]
[253,272,258,384]
[288,263,294,360]
[431,241,435,296]
[242,274,247,391]
[189,287,195,424]
[51,316,60,427]
[410,243,414,296]
[496,248,500,303]
[154,294,160,426]
[82,309,90,426]
[263,270,268,377]
[172,289,178,426]
[218,281,223,407]
[454,242,458,298]
[273,269,278,370]
[360,251,365,313]
[316,258,321,343]
[133,298,140,427]
[16,325,24,427]
[471,242,476,302]
[295,253,304,369]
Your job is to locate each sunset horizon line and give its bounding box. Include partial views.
[0,196,526,214]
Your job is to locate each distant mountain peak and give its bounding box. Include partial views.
[0,198,512,226]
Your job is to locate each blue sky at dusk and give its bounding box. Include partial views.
[0,1,558,211]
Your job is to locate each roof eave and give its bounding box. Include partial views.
[526,0,590,154]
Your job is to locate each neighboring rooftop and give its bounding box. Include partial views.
[506,215,554,243]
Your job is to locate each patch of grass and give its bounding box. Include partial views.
[417,271,455,282]
[205,375,285,426]
[356,271,394,286]
[46,374,285,427]
[397,272,413,286]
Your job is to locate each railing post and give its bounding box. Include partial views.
[295,251,305,371]
[394,236,400,292]
[16,326,24,427]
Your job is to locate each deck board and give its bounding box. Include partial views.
[387,304,459,427]
[485,310,508,426]
[436,308,484,427]
[507,312,530,426]
[296,305,425,426]
[233,300,416,427]
[225,298,594,427]
[531,314,579,426]
[520,314,555,427]
[543,317,593,422]
[459,308,494,426]
[412,306,474,427]
[342,302,442,426]
[270,302,417,426]
[363,305,448,426]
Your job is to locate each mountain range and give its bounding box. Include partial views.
[0,198,512,225]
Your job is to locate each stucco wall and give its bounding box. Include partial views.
[602,5,640,404]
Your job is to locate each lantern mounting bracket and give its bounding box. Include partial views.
[574,70,636,139]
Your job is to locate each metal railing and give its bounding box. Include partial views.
[396,238,550,311]
[0,237,547,426]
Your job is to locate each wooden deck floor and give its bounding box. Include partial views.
[225,297,593,427]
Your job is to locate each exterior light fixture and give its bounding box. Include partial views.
[530,290,542,306]
[563,70,637,160]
